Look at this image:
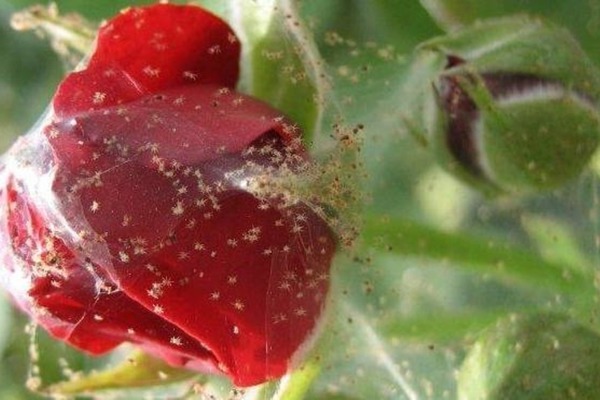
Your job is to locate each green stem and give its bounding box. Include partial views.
[360,214,595,299]
[380,309,515,343]
[238,362,320,400]
[271,360,321,400]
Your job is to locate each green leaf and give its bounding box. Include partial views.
[521,214,592,274]
[306,0,440,54]
[418,0,600,66]
[360,214,593,297]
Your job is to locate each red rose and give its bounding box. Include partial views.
[0,4,336,387]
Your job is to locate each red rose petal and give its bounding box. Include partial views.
[0,2,336,388]
[46,85,306,262]
[45,98,333,384]
[52,67,150,119]
[101,192,334,385]
[90,4,240,90]
[0,175,219,369]
[49,85,303,172]
[53,4,240,118]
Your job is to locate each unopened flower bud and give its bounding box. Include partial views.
[417,16,600,194]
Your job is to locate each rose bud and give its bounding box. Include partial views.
[0,3,336,387]
[458,313,600,399]
[408,16,600,194]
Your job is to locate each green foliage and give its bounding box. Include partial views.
[458,313,600,400]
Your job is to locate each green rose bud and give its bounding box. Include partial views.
[410,16,600,194]
[458,313,600,399]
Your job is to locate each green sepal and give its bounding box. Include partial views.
[424,70,505,196]
[395,50,447,145]
[422,16,600,98]
[458,313,600,400]
[233,1,321,145]
[44,350,197,396]
[195,1,323,145]
[480,89,600,191]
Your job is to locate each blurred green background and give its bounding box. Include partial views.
[1,1,600,399]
